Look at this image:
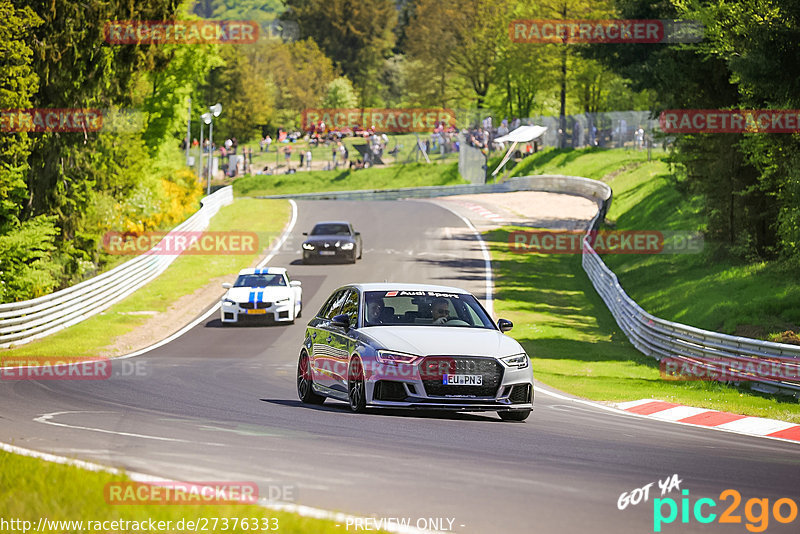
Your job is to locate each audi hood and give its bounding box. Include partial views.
[359,326,525,358]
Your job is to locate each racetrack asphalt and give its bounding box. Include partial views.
[1,199,798,533]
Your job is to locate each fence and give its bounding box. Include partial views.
[257,177,800,397]
[0,187,234,349]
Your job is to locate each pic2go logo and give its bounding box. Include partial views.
[653,489,798,532]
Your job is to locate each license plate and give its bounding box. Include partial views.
[319,251,336,256]
[443,374,482,386]
[247,309,267,315]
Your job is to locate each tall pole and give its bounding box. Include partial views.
[207,119,213,195]
[198,121,204,179]
[186,97,191,166]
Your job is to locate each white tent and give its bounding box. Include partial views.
[493,125,548,144]
[491,125,547,177]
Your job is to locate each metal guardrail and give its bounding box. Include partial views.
[257,176,800,397]
[573,180,800,398]
[0,186,234,349]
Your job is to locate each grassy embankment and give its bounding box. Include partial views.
[489,147,799,421]
[234,161,466,197]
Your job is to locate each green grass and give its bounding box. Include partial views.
[600,160,800,339]
[487,226,800,422]
[1,199,291,361]
[0,450,374,533]
[234,162,467,197]
[506,145,666,180]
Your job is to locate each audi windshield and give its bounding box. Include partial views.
[363,290,496,328]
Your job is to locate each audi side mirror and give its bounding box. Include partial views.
[331,313,350,330]
[290,280,302,287]
[222,282,232,289]
[498,319,513,332]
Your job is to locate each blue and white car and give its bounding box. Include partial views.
[296,283,534,421]
[220,267,302,324]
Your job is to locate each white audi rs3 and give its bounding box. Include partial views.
[220,267,302,324]
[297,283,534,421]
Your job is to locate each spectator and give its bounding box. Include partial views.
[265,134,272,152]
[299,150,305,168]
[306,149,312,170]
[284,145,293,167]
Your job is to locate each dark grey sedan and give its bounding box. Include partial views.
[301,221,362,264]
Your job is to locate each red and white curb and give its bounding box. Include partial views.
[448,200,506,222]
[614,399,800,443]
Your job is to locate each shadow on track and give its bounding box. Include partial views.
[260,398,503,422]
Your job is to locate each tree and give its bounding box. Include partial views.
[590,0,800,260]
[322,77,359,109]
[283,0,397,105]
[0,0,39,230]
[405,0,516,109]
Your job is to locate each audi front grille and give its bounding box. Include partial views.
[420,356,504,397]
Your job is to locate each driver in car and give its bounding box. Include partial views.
[367,299,385,324]
[432,298,451,325]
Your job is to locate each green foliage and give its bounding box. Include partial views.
[0,215,60,301]
[0,1,40,229]
[322,77,359,108]
[284,0,397,105]
[590,0,800,261]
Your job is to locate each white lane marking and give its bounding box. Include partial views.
[0,440,436,534]
[256,199,298,269]
[33,411,225,445]
[429,202,494,317]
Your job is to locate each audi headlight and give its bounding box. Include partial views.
[340,242,354,250]
[222,298,237,305]
[302,242,315,250]
[376,351,420,365]
[276,297,290,303]
[501,353,530,369]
